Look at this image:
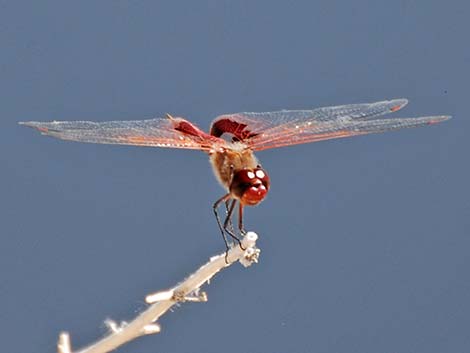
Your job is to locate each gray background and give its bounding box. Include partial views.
[1,1,468,353]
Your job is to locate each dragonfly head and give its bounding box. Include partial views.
[230,167,270,206]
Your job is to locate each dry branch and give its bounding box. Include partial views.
[57,232,260,353]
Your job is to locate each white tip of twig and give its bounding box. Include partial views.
[240,246,261,267]
[104,319,119,333]
[241,231,258,249]
[57,332,71,353]
[237,231,260,267]
[104,319,128,333]
[182,291,208,302]
[209,231,260,266]
[245,231,258,242]
[198,291,208,302]
[145,289,175,304]
[142,323,161,335]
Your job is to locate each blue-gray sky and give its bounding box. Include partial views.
[2,1,468,353]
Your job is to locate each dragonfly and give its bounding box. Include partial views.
[20,98,450,252]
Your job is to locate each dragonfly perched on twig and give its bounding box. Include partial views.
[20,98,450,252]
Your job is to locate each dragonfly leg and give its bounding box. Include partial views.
[234,202,247,251]
[213,194,241,262]
[223,199,241,245]
[213,194,231,253]
[238,203,247,235]
[224,199,236,234]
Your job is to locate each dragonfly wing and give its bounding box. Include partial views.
[247,115,451,151]
[211,99,449,151]
[210,98,409,140]
[20,118,225,151]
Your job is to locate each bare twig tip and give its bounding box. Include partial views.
[181,291,208,302]
[57,332,72,353]
[104,319,128,333]
[142,324,161,335]
[145,289,174,304]
[240,247,260,267]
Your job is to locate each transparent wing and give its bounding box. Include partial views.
[246,115,450,151]
[211,98,408,139]
[20,117,225,151]
[211,99,450,151]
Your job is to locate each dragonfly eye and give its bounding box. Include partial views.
[230,168,270,206]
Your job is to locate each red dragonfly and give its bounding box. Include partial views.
[21,99,450,250]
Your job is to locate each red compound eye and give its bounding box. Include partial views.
[230,168,270,206]
[240,182,268,205]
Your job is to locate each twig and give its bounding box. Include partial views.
[58,232,260,353]
[57,332,72,353]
